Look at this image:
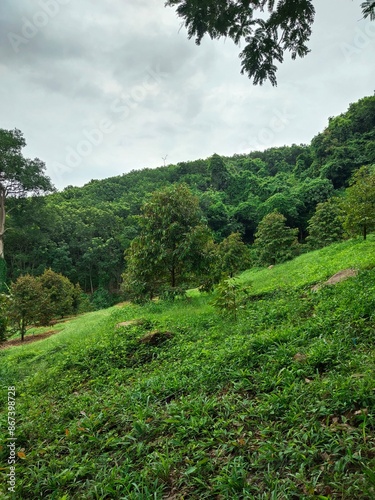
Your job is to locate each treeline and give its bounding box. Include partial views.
[4,95,375,299]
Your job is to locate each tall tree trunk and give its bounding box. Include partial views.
[0,188,5,259]
[21,317,25,342]
[171,265,176,288]
[364,223,367,240]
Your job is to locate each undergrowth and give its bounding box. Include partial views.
[1,237,375,499]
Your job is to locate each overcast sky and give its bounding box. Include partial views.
[0,0,374,190]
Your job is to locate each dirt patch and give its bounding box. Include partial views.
[311,268,358,292]
[0,330,59,350]
[325,268,358,284]
[115,320,138,328]
[139,330,173,346]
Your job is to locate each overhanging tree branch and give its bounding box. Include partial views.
[165,0,373,85]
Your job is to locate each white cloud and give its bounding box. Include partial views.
[0,0,373,189]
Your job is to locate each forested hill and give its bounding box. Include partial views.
[5,95,375,295]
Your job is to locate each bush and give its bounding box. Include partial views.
[38,269,75,325]
[212,278,251,320]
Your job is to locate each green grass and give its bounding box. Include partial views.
[1,237,375,499]
[239,235,375,293]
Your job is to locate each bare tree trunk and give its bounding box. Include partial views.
[0,188,5,259]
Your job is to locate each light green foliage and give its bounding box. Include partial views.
[254,211,299,266]
[2,238,375,497]
[239,235,375,293]
[212,278,251,319]
[342,165,375,240]
[306,198,344,249]
[123,184,213,302]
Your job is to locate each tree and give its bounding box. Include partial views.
[209,154,230,191]
[8,275,44,341]
[0,128,53,259]
[342,165,375,240]
[306,198,344,249]
[122,184,212,301]
[212,277,251,320]
[217,232,251,277]
[165,1,374,85]
[38,269,75,325]
[254,211,299,265]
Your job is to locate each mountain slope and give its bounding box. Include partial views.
[1,237,375,498]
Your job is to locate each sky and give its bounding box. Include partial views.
[0,0,374,190]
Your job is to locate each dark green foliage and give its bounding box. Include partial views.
[306,198,345,249]
[311,96,375,187]
[254,211,299,266]
[362,1,375,20]
[216,232,251,278]
[122,184,213,301]
[165,0,316,85]
[0,258,6,292]
[8,270,77,338]
[38,269,75,325]
[342,165,375,240]
[209,154,230,191]
[2,95,374,295]
[0,128,54,260]
[0,293,8,342]
[90,287,116,310]
[166,2,374,85]
[8,274,44,340]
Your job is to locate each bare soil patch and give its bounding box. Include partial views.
[0,330,58,350]
[311,268,358,292]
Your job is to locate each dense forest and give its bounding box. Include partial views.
[3,95,375,304]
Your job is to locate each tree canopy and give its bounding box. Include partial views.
[0,128,53,259]
[2,95,374,296]
[342,165,375,240]
[165,0,375,85]
[122,184,212,301]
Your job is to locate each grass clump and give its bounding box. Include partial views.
[1,237,375,498]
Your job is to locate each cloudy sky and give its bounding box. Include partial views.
[0,0,374,190]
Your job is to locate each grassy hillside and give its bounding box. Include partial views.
[1,237,375,499]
